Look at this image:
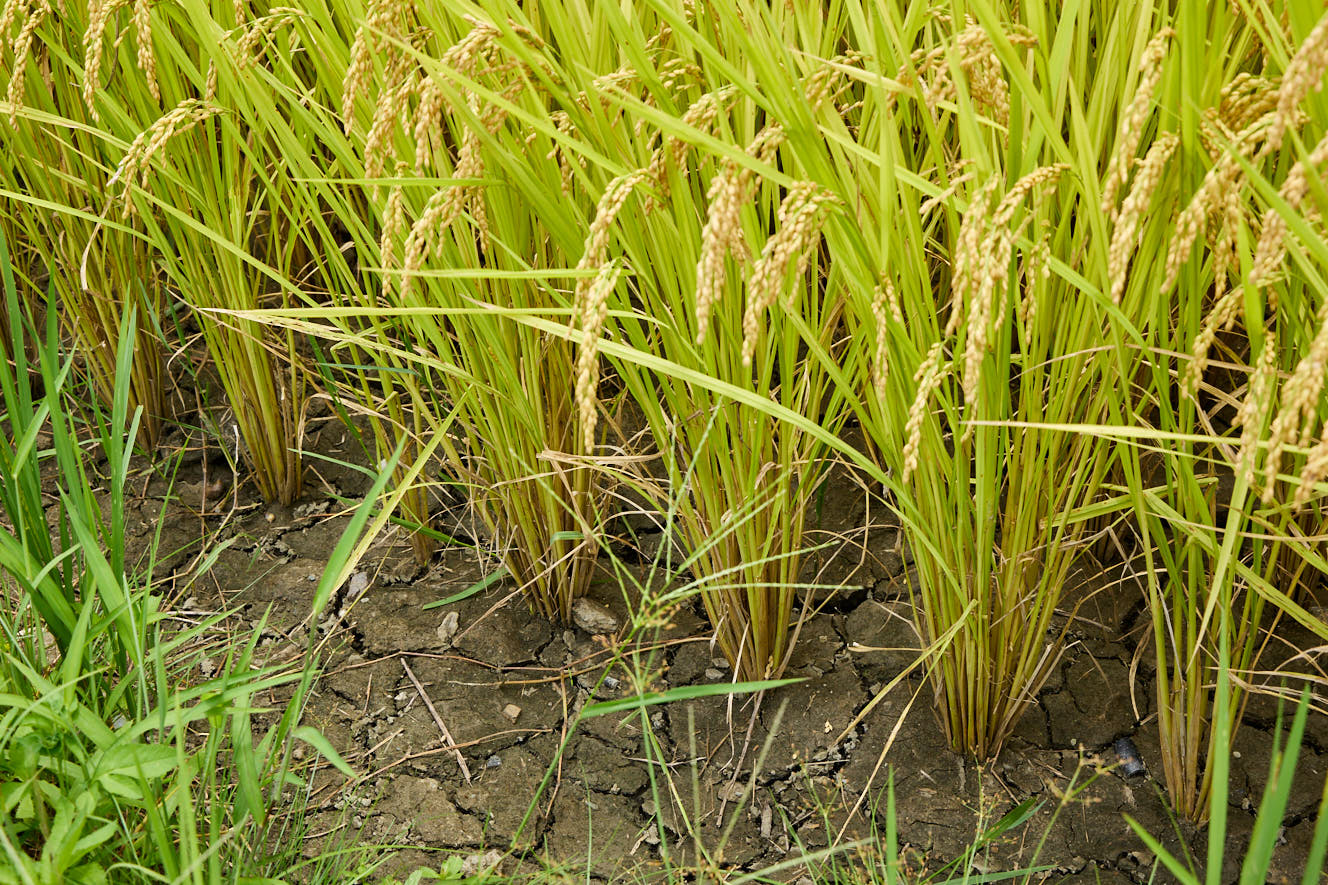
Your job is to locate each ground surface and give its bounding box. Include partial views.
[120,410,1325,885]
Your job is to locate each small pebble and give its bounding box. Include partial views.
[704,668,725,681]
[572,597,619,634]
[347,571,370,601]
[436,610,460,646]
[502,703,521,721]
[486,755,502,769]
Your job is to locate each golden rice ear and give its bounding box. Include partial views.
[342,0,409,132]
[1106,133,1179,306]
[377,161,410,299]
[1264,307,1328,502]
[1265,13,1328,157]
[1251,129,1328,288]
[694,162,746,345]
[870,276,902,400]
[1101,29,1174,220]
[131,0,156,101]
[645,85,735,211]
[742,181,837,368]
[574,263,623,453]
[693,124,784,345]
[902,341,948,483]
[113,99,226,219]
[1295,430,1328,508]
[1232,338,1279,495]
[5,0,50,124]
[571,171,646,453]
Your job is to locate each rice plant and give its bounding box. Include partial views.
[0,0,168,447]
[6,0,1328,844]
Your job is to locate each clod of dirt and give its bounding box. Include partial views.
[573,596,620,634]
[370,775,483,847]
[842,598,921,686]
[545,790,648,876]
[453,741,553,848]
[761,666,865,771]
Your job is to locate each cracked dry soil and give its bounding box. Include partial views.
[127,416,1324,885]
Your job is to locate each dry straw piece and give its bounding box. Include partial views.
[742,181,837,367]
[1102,29,1175,220]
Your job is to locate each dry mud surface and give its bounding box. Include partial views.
[126,418,1325,884]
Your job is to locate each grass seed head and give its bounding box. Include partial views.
[1102,29,1174,219]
